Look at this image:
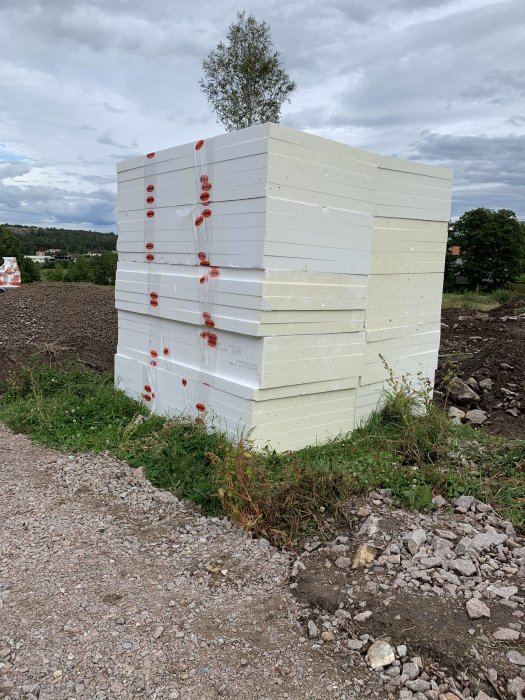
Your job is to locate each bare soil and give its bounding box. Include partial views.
[292,496,525,700]
[0,283,117,384]
[437,296,525,439]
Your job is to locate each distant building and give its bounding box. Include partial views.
[35,250,46,257]
[45,248,61,255]
[26,255,54,264]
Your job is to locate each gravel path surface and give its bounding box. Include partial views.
[0,424,373,700]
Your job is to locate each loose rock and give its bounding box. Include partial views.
[367,640,396,669]
[466,598,491,620]
[351,543,378,569]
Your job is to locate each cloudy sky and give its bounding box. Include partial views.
[0,0,523,233]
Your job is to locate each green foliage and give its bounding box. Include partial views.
[452,208,524,291]
[5,223,116,255]
[63,256,92,283]
[18,256,41,283]
[199,11,296,131]
[43,263,66,282]
[91,252,117,286]
[40,254,117,286]
[1,361,523,544]
[442,288,519,310]
[0,224,40,283]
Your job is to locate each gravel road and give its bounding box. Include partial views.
[0,424,374,700]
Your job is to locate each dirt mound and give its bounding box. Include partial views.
[294,491,525,700]
[0,283,117,384]
[437,296,525,439]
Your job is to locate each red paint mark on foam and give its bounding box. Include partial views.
[150,360,157,367]
[182,378,187,387]
[150,350,158,358]
[195,139,204,150]
[143,394,152,401]
[202,209,211,218]
[199,275,208,284]
[207,333,217,348]
[147,152,155,159]
[145,242,154,250]
[150,299,158,307]
[146,210,155,218]
[144,385,152,393]
[210,267,219,278]
[202,311,211,321]
[200,175,208,184]
[146,253,155,262]
[201,182,212,192]
[200,192,210,202]
[163,347,169,356]
[146,184,155,192]
[195,216,204,227]
[149,292,158,299]
[196,403,206,412]
[146,196,155,204]
[199,259,210,267]
[197,251,207,261]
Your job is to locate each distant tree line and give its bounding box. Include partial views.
[44,253,117,286]
[1,224,117,286]
[5,223,117,255]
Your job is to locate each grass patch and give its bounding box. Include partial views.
[442,288,519,311]
[0,361,523,544]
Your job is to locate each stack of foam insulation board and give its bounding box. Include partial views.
[115,123,452,451]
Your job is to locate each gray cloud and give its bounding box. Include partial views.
[0,162,34,179]
[0,0,523,231]
[96,133,128,148]
[411,131,525,217]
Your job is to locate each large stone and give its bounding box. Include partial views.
[307,620,319,638]
[466,377,480,391]
[450,558,477,577]
[507,676,525,699]
[402,662,420,680]
[346,639,365,650]
[366,640,395,669]
[403,529,427,555]
[488,584,518,599]
[456,536,476,556]
[471,533,507,551]
[335,556,352,569]
[466,598,490,620]
[507,651,525,666]
[351,544,378,569]
[479,378,493,391]
[405,679,431,692]
[493,627,520,641]
[448,406,465,424]
[357,514,380,538]
[453,495,475,510]
[447,377,481,405]
[354,610,373,623]
[465,409,488,425]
